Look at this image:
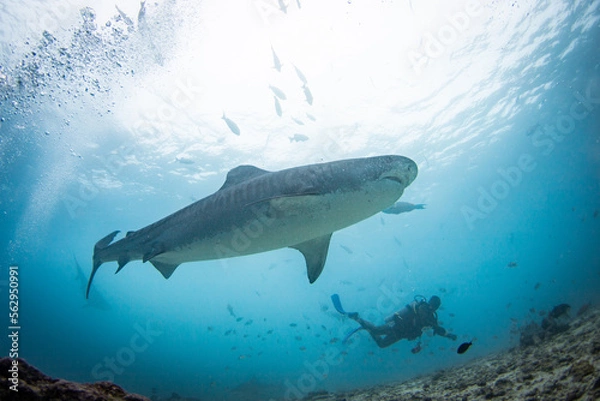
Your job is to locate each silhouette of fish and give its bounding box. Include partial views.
[457,341,472,354]
[549,303,570,319]
[222,113,240,135]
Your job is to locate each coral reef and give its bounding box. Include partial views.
[300,306,600,401]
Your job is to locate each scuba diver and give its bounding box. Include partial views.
[331,294,457,349]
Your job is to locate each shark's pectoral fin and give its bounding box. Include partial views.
[290,233,333,283]
[143,243,166,262]
[150,260,179,279]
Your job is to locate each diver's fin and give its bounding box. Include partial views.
[343,327,363,344]
[290,233,332,283]
[331,293,346,314]
[150,260,179,279]
[87,230,120,299]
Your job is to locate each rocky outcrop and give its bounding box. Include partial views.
[0,357,149,401]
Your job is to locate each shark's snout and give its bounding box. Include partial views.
[380,156,418,188]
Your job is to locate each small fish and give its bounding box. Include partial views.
[339,244,353,254]
[289,133,309,142]
[577,302,591,316]
[137,0,146,23]
[236,317,243,322]
[507,261,517,268]
[382,202,426,215]
[299,346,306,351]
[411,342,422,354]
[449,313,455,317]
[525,123,541,137]
[115,5,134,28]
[289,323,297,327]
[594,210,598,218]
[222,113,240,135]
[394,237,402,247]
[457,341,472,354]
[549,303,570,319]
[329,337,340,344]
[274,96,282,116]
[266,329,274,334]
[293,65,307,85]
[306,112,316,121]
[291,117,304,125]
[269,85,287,100]
[207,326,214,332]
[278,0,287,14]
[534,282,541,290]
[224,329,233,336]
[227,304,236,317]
[295,336,302,341]
[303,84,313,105]
[244,319,253,326]
[271,46,282,72]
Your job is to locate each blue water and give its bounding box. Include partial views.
[1,0,599,400]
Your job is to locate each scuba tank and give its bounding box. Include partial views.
[384,295,427,323]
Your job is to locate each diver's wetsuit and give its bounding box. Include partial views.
[351,300,454,348]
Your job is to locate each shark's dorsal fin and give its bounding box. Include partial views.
[150,260,179,279]
[219,165,270,190]
[290,233,332,283]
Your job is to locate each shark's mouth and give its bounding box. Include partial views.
[382,176,405,185]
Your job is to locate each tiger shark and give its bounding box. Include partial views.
[86,155,417,298]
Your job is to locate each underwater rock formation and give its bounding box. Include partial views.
[0,357,149,401]
[300,307,600,401]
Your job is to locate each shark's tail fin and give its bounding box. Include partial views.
[87,231,119,299]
